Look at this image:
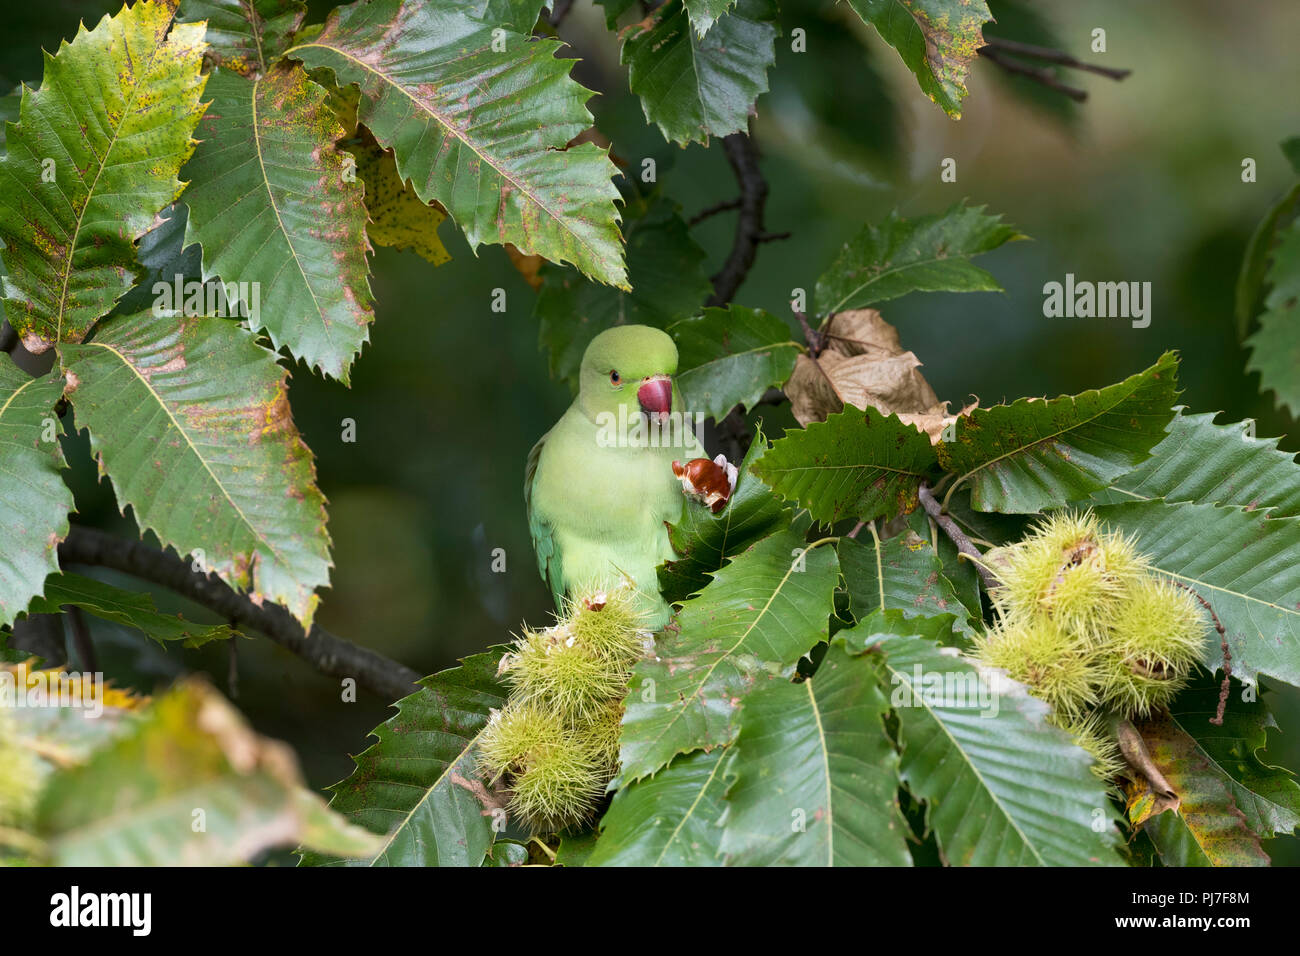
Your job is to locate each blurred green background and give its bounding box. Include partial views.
[4,0,1298,863]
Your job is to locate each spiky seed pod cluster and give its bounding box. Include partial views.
[974,511,1208,779]
[478,582,649,832]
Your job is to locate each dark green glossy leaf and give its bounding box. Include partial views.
[719,642,911,865]
[671,306,800,422]
[300,647,511,867]
[751,405,939,524]
[937,351,1179,513]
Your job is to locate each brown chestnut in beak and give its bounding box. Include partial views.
[637,375,672,415]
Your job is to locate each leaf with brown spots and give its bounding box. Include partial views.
[0,357,70,627]
[346,127,451,267]
[845,0,993,118]
[1127,709,1271,866]
[750,404,939,525]
[0,1,207,352]
[61,309,331,629]
[286,0,626,287]
[177,0,306,77]
[615,524,840,786]
[839,528,976,639]
[182,64,374,382]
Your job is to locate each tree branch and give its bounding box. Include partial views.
[981,37,1132,81]
[57,525,421,701]
[977,48,1088,102]
[706,132,771,308]
[917,483,1000,593]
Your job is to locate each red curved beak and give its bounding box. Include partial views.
[637,375,673,415]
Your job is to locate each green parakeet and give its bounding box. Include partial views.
[525,325,719,629]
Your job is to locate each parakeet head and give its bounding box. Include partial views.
[578,325,679,420]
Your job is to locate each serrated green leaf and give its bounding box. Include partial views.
[751,405,939,525]
[182,64,374,382]
[670,306,800,422]
[938,351,1179,514]
[658,424,788,604]
[845,0,992,118]
[1090,408,1300,518]
[589,747,730,866]
[38,679,381,866]
[1244,217,1300,416]
[684,0,736,36]
[816,202,1022,314]
[1091,500,1300,691]
[482,839,530,866]
[287,0,626,287]
[623,0,776,146]
[62,310,331,630]
[0,1,207,352]
[299,648,510,867]
[536,194,710,390]
[1130,708,1271,867]
[844,611,1125,866]
[177,0,306,76]
[468,0,550,34]
[25,572,234,647]
[0,359,69,628]
[1166,673,1300,840]
[719,642,911,865]
[1235,181,1299,339]
[839,527,975,639]
[616,527,840,786]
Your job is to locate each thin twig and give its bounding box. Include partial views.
[688,198,741,227]
[57,526,421,701]
[978,48,1089,102]
[981,37,1132,80]
[706,132,770,308]
[917,483,1000,593]
[794,310,823,356]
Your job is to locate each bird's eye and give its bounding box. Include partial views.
[610,370,621,385]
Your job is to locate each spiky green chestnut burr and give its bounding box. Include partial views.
[565,583,652,668]
[1097,576,1207,717]
[1052,711,1125,782]
[987,511,1143,644]
[478,699,606,831]
[586,698,626,774]
[504,625,634,723]
[975,615,1102,719]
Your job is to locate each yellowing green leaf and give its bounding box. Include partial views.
[0,1,207,352]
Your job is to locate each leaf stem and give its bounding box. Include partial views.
[917,483,999,593]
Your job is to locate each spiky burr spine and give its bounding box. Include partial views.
[480,581,649,832]
[973,510,1209,783]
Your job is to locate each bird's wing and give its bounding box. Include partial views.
[524,430,566,609]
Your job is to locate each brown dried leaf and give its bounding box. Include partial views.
[787,309,973,443]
